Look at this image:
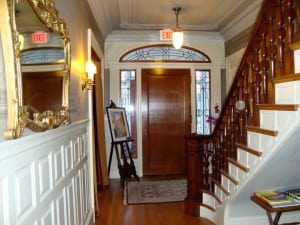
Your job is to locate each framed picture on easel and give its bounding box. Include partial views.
[106,107,131,142]
[106,106,139,186]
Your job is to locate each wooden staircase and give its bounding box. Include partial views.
[199,80,300,222]
[184,0,300,224]
[198,72,300,225]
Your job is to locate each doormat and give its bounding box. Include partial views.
[124,179,187,205]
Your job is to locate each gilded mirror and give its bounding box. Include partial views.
[1,0,70,139]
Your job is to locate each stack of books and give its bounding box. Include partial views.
[286,189,300,201]
[253,190,300,208]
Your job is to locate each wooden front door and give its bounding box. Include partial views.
[142,68,191,175]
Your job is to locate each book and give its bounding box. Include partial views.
[286,189,300,201]
[254,191,294,206]
[266,200,300,208]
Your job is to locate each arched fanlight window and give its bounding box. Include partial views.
[119,44,211,63]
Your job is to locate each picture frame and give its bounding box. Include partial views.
[106,107,131,142]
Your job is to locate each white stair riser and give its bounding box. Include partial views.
[237,149,260,169]
[221,175,236,193]
[260,110,298,131]
[214,185,227,202]
[275,80,300,104]
[228,162,247,182]
[247,131,275,154]
[200,206,216,224]
[203,192,218,209]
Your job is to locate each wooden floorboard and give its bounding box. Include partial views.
[94,178,214,225]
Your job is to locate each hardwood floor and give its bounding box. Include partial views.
[94,178,214,225]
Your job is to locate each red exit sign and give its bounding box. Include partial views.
[160,29,172,41]
[32,31,48,44]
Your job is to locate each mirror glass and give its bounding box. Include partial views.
[1,0,71,139]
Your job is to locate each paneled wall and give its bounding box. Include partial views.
[0,121,93,225]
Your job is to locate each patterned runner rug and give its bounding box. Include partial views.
[124,179,187,205]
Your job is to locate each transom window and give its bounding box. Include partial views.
[119,44,211,63]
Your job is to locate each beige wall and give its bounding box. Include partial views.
[55,0,104,122]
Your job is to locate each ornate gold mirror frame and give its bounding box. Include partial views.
[0,0,71,139]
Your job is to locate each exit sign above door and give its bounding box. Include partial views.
[160,29,172,41]
[32,31,48,44]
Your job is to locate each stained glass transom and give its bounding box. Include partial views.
[120,45,210,62]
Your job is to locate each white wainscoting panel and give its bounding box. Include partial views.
[38,153,53,202]
[0,176,9,225]
[0,121,93,225]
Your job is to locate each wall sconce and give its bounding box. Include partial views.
[172,7,184,49]
[82,60,96,91]
[18,34,24,50]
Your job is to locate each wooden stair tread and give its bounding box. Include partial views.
[210,178,230,196]
[257,104,299,111]
[235,143,263,157]
[200,203,216,212]
[272,74,300,84]
[227,157,249,173]
[220,169,239,185]
[245,125,278,136]
[289,41,300,50]
[202,189,223,205]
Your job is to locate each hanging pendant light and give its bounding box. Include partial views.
[172,7,183,49]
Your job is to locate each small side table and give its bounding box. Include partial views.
[251,195,300,225]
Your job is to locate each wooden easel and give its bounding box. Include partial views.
[107,138,139,187]
[106,101,139,187]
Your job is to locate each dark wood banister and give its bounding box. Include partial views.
[185,0,300,216]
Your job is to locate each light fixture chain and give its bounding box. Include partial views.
[173,7,181,28]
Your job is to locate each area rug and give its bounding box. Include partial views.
[124,179,187,205]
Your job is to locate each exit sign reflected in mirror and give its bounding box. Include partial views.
[32,31,48,44]
[160,29,172,41]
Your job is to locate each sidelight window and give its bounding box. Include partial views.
[195,70,211,134]
[120,70,137,157]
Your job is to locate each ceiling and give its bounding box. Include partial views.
[88,0,262,40]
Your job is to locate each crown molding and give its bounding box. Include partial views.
[87,0,113,38]
[220,0,263,41]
